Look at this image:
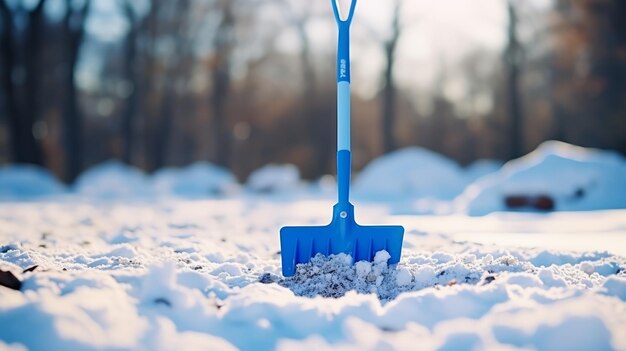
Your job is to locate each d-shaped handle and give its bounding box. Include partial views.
[331,0,357,26]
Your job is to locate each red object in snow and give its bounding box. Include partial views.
[505,194,555,211]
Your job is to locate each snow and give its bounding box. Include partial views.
[74,161,152,199]
[153,162,238,198]
[0,165,65,200]
[1,142,626,350]
[1,160,239,200]
[246,164,301,193]
[394,267,412,286]
[373,250,391,264]
[602,276,626,301]
[464,159,502,183]
[0,198,625,350]
[454,141,626,215]
[353,147,468,200]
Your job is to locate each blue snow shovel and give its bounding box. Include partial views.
[280,0,404,277]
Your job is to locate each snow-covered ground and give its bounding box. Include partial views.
[1,141,626,351]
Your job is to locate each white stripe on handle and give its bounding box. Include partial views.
[337,81,350,151]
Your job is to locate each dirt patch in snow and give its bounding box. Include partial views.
[277,250,531,302]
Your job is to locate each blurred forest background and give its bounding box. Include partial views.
[0,0,624,183]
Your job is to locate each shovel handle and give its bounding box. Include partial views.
[331,0,356,24]
[332,0,356,204]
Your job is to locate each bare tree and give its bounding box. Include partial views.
[137,0,162,171]
[119,0,138,164]
[381,0,402,154]
[0,0,46,166]
[549,0,626,154]
[62,0,90,182]
[138,0,194,171]
[162,0,194,169]
[280,0,333,176]
[210,0,235,168]
[504,0,524,159]
[357,0,407,154]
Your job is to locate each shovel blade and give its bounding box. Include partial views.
[352,224,404,263]
[280,219,404,277]
[280,225,333,277]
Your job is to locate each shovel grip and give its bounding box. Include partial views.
[332,0,356,83]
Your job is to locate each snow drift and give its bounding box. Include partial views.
[246,164,301,194]
[74,161,152,199]
[353,147,468,200]
[454,141,626,215]
[464,159,502,183]
[0,165,65,200]
[153,162,237,198]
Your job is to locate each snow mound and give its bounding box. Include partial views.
[74,161,151,199]
[454,141,626,215]
[0,165,65,199]
[354,147,468,200]
[465,159,502,182]
[152,162,237,198]
[246,164,301,193]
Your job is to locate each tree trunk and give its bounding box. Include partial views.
[0,1,20,161]
[120,0,137,164]
[152,93,174,170]
[23,0,46,164]
[381,0,400,154]
[146,0,192,170]
[211,0,234,168]
[212,60,231,167]
[139,0,161,171]
[62,0,90,182]
[0,0,44,165]
[382,45,397,153]
[297,22,332,177]
[505,0,524,159]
